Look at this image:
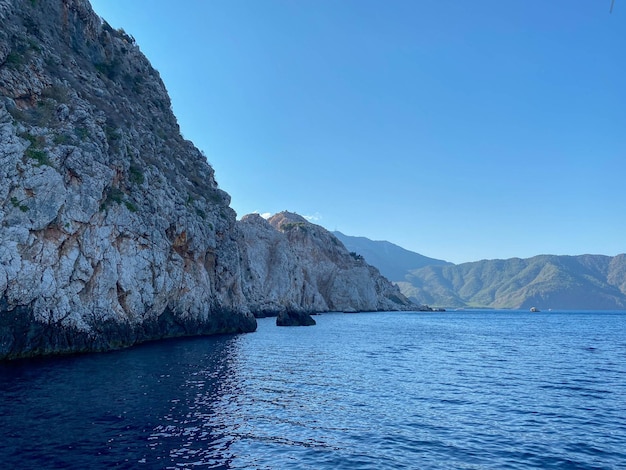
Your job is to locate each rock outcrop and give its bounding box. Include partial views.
[237,212,413,315]
[0,0,413,360]
[276,310,317,327]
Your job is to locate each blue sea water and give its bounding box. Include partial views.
[1,310,625,469]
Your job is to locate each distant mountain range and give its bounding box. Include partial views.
[335,233,626,310]
[333,232,451,280]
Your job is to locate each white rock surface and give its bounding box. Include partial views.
[237,212,412,315]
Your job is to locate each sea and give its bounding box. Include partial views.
[1,310,625,469]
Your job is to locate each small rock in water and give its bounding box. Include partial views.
[276,311,316,327]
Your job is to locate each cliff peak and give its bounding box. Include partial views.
[267,211,308,229]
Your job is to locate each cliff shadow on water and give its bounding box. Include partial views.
[0,333,245,467]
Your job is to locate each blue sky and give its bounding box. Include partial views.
[89,0,625,264]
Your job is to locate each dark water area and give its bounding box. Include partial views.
[1,310,625,469]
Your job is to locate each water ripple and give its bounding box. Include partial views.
[1,311,626,469]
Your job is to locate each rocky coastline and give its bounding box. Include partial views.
[0,0,413,359]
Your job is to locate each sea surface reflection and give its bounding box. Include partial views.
[1,310,626,469]
[0,334,243,468]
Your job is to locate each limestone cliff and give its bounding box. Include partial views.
[0,0,255,359]
[0,0,413,359]
[237,212,413,315]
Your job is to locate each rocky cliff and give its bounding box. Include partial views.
[0,0,412,359]
[238,212,413,315]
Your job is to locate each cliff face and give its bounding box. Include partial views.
[238,212,413,315]
[0,0,255,359]
[0,0,413,359]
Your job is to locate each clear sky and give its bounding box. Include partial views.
[89,0,625,264]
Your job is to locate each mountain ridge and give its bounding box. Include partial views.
[401,254,626,310]
[339,233,626,310]
[333,231,451,281]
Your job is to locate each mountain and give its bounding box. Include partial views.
[399,254,626,310]
[239,213,413,315]
[332,232,451,281]
[332,233,626,310]
[0,0,411,359]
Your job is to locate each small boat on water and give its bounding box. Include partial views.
[530,306,540,312]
